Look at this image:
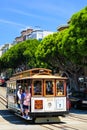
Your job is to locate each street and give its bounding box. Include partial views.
[0,106,87,130]
[0,86,87,130]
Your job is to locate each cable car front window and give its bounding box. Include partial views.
[46,81,53,95]
[33,80,42,95]
[56,81,64,96]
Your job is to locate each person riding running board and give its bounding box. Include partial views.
[23,88,31,119]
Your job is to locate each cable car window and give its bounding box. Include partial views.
[33,80,42,95]
[45,81,54,95]
[56,81,64,96]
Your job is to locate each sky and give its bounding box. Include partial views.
[0,0,87,46]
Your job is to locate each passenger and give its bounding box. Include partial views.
[17,86,26,116]
[34,84,41,95]
[20,89,25,116]
[23,88,31,119]
[17,85,22,108]
[46,82,53,94]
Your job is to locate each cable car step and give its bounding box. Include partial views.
[35,117,60,123]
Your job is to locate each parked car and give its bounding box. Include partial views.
[69,91,87,109]
[0,78,5,86]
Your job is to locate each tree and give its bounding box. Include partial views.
[61,6,87,66]
[0,42,26,69]
[36,6,87,90]
[36,32,68,71]
[23,39,40,68]
[0,39,40,72]
[59,7,87,89]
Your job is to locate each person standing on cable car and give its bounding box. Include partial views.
[23,88,31,119]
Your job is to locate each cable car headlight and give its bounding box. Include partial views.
[48,102,52,108]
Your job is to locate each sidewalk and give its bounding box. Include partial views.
[0,86,6,98]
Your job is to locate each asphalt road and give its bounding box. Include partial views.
[0,86,87,130]
[0,107,87,130]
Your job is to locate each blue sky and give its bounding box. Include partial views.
[0,0,87,46]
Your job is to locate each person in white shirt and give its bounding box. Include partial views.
[17,86,26,115]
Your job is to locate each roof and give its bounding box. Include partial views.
[8,68,67,81]
[30,74,67,80]
[9,74,67,81]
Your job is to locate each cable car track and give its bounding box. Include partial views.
[68,113,87,123]
[0,101,87,130]
[0,94,7,107]
[41,123,79,130]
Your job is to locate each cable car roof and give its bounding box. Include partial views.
[8,68,67,81]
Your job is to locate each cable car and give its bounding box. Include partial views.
[6,68,69,122]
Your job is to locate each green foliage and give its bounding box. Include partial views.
[0,39,40,70]
[36,6,87,78]
[59,6,87,66]
[70,6,87,56]
[1,41,26,69]
[23,39,40,68]
[36,33,59,69]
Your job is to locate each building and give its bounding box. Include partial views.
[26,29,53,41]
[57,20,70,31]
[0,44,12,57]
[14,28,53,43]
[57,25,69,31]
[15,28,33,43]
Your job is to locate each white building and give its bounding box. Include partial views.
[0,44,12,57]
[26,30,53,41]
